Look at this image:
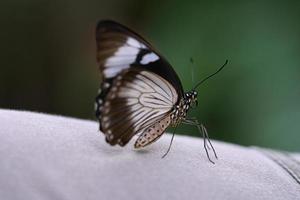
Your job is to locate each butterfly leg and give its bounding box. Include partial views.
[199,123,218,159]
[185,118,216,156]
[190,118,217,159]
[161,125,178,159]
[183,119,217,164]
[197,123,215,164]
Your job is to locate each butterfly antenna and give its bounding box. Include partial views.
[161,124,178,159]
[190,58,195,86]
[193,59,228,90]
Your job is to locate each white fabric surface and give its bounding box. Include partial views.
[0,109,299,200]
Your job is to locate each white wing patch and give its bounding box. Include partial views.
[127,37,146,48]
[103,37,147,78]
[140,52,159,65]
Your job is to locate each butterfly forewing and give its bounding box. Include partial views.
[96,21,150,79]
[95,20,184,95]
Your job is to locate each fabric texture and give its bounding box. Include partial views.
[0,109,299,200]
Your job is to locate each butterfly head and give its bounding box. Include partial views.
[191,90,198,106]
[185,90,198,108]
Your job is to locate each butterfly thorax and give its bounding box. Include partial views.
[170,90,198,126]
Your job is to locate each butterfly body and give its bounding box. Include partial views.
[170,91,198,126]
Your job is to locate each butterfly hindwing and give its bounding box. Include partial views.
[99,69,178,146]
[134,115,171,148]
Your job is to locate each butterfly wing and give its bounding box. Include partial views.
[95,20,184,96]
[99,69,178,146]
[95,20,183,146]
[134,114,172,148]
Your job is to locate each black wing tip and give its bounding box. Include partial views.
[96,19,128,31]
[97,19,119,27]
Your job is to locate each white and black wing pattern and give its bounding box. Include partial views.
[98,69,178,146]
[96,20,157,79]
[95,20,184,95]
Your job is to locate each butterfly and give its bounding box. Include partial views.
[95,20,227,163]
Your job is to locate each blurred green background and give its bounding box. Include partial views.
[1,0,299,151]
